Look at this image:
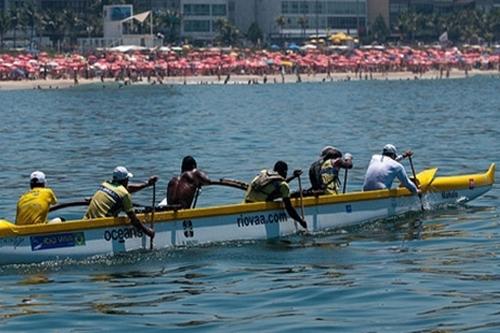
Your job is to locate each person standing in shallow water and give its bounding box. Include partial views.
[167,156,212,209]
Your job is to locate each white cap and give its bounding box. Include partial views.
[30,171,47,185]
[113,166,133,181]
[383,144,397,156]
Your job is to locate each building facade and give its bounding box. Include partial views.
[231,0,368,42]
[179,0,369,43]
[180,0,228,41]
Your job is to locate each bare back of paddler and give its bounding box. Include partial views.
[167,156,211,209]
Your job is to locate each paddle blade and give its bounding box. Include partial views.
[415,168,438,192]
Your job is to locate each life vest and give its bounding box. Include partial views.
[320,159,341,194]
[249,170,285,201]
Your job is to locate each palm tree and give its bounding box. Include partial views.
[397,10,418,43]
[61,9,85,50]
[247,22,263,46]
[155,9,182,44]
[21,1,41,50]
[9,7,22,49]
[298,16,308,41]
[484,9,500,45]
[370,14,389,43]
[275,15,286,42]
[0,13,11,49]
[213,18,240,46]
[42,9,65,50]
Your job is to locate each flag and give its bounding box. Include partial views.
[439,31,448,44]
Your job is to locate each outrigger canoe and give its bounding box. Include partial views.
[0,164,495,265]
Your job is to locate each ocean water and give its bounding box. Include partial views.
[0,76,499,332]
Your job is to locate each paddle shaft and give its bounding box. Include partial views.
[408,156,425,211]
[342,169,348,194]
[192,186,200,208]
[49,200,89,212]
[297,175,305,220]
[50,200,160,212]
[212,179,249,191]
[150,183,156,250]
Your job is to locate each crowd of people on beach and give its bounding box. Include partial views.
[16,144,421,240]
[1,45,499,84]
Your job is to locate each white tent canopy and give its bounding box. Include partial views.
[110,45,147,52]
[121,11,151,23]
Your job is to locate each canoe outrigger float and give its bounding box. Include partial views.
[0,164,495,265]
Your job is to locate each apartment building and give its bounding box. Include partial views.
[180,0,369,43]
[179,0,228,41]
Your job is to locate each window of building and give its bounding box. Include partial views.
[212,4,226,16]
[327,16,363,29]
[299,1,310,14]
[282,1,289,14]
[184,19,210,32]
[183,4,210,16]
[315,1,324,14]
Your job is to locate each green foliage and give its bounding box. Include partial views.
[275,16,286,30]
[247,22,262,46]
[0,12,11,48]
[396,8,500,45]
[214,18,240,46]
[154,9,181,44]
[370,14,389,43]
[297,16,308,38]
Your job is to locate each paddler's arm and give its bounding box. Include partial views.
[283,197,308,229]
[396,167,419,194]
[126,211,155,238]
[128,175,159,193]
[194,169,211,186]
[395,150,413,162]
[286,169,303,183]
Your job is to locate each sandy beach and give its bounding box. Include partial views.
[0,69,498,91]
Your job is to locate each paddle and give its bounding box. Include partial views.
[49,199,180,212]
[297,174,305,220]
[342,153,352,194]
[408,155,425,211]
[192,186,201,208]
[212,178,249,191]
[49,199,90,212]
[342,169,348,194]
[149,183,156,250]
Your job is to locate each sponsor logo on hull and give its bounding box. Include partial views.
[30,232,86,251]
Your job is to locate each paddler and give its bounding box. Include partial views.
[309,146,353,194]
[244,160,308,229]
[84,166,157,238]
[363,144,419,194]
[16,171,59,225]
[167,156,212,209]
